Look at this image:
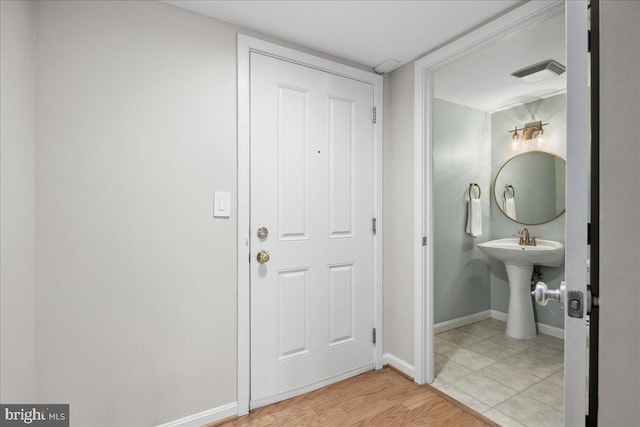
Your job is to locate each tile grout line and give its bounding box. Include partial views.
[433,319,565,426]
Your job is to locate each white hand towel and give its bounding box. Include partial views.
[466,198,482,237]
[504,197,517,220]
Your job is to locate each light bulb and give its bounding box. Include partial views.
[532,128,545,146]
[511,126,520,146]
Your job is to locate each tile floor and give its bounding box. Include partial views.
[433,318,564,427]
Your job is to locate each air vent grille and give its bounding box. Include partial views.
[511,59,566,79]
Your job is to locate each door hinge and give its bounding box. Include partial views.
[372,218,377,235]
[422,236,428,246]
[372,106,377,124]
[372,328,377,345]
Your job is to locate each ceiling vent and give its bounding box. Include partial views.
[511,60,566,83]
[374,59,400,74]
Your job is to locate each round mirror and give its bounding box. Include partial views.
[494,151,566,225]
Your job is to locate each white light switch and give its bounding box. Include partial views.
[214,192,230,218]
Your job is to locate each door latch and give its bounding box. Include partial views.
[567,290,584,318]
[567,288,600,317]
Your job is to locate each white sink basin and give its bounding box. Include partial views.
[477,237,565,339]
[478,238,564,267]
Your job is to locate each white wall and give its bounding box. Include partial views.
[598,0,640,424]
[31,1,371,425]
[33,2,239,425]
[16,1,640,424]
[382,63,414,365]
[0,0,37,403]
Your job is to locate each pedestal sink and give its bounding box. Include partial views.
[478,238,564,339]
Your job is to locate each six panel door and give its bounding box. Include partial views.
[249,52,375,407]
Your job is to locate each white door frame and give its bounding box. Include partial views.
[563,0,589,424]
[413,1,564,384]
[412,1,566,385]
[414,2,591,419]
[237,34,384,415]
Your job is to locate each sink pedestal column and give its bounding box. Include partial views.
[504,263,537,339]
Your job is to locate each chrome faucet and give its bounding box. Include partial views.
[518,227,536,246]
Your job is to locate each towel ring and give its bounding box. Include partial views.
[468,183,481,201]
[503,184,515,202]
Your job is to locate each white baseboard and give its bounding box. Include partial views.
[156,402,237,427]
[537,322,565,339]
[490,310,507,322]
[434,310,492,334]
[382,353,414,379]
[491,310,564,339]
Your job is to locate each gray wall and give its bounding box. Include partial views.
[433,99,492,323]
[34,2,238,424]
[27,1,369,426]
[0,0,37,403]
[382,63,414,364]
[5,1,637,423]
[495,152,563,224]
[598,0,640,424]
[429,95,565,330]
[490,94,567,329]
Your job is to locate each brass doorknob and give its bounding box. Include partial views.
[256,250,270,264]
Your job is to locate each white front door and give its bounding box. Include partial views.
[249,52,375,408]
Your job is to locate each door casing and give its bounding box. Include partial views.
[564,1,590,424]
[413,1,591,423]
[412,0,566,386]
[237,34,384,416]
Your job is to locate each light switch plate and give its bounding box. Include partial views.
[214,192,230,218]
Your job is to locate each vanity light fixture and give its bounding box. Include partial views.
[510,126,520,149]
[508,121,549,146]
[511,126,520,142]
[532,126,545,145]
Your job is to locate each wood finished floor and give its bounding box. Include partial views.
[215,367,495,426]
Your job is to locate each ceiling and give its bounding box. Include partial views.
[435,12,566,112]
[162,0,522,70]
[163,0,565,112]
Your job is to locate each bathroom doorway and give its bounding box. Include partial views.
[412,1,593,425]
